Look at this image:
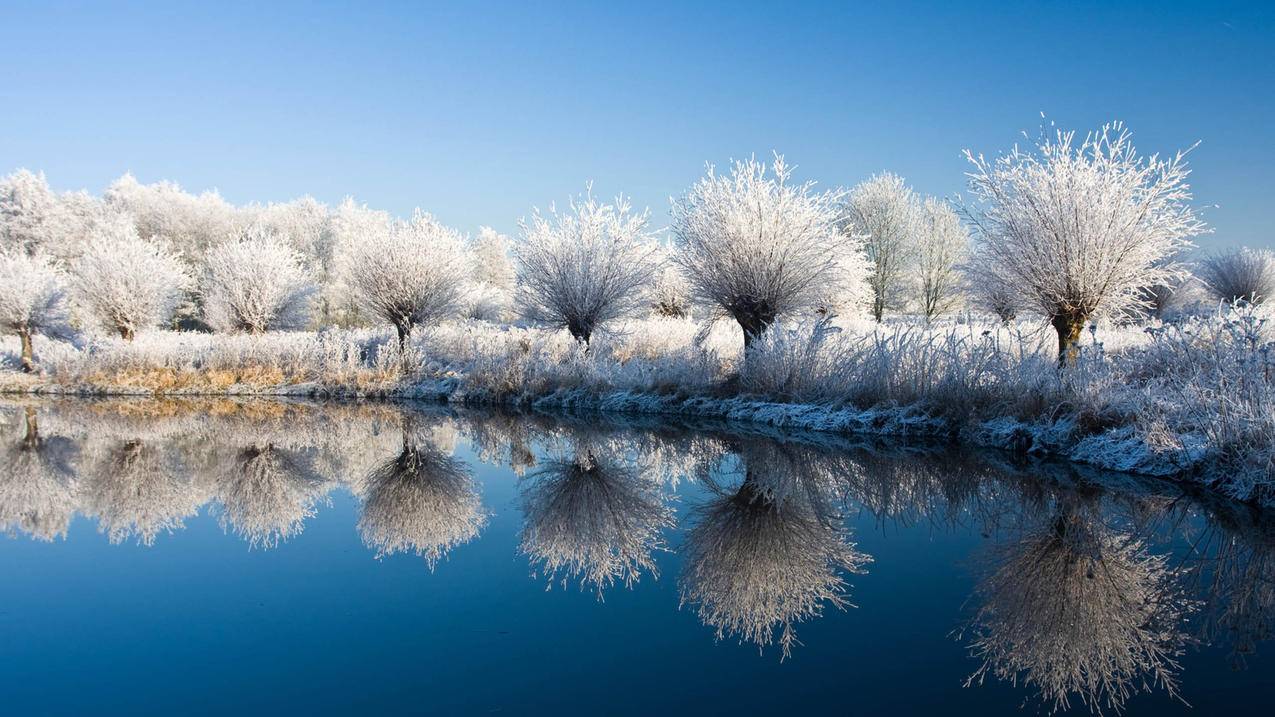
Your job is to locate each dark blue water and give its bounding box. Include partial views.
[1,399,1272,715]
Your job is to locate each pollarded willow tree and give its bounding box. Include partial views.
[1195,247,1275,306]
[202,227,317,334]
[844,172,922,321]
[672,155,867,353]
[0,249,73,372]
[514,191,661,345]
[914,197,969,322]
[962,122,1206,364]
[337,209,469,349]
[70,213,190,340]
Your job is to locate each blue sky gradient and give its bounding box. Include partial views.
[2,1,1272,248]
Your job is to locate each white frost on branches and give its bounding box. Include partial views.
[336,209,468,346]
[70,212,190,339]
[514,191,661,344]
[672,155,865,350]
[202,227,317,333]
[0,249,73,371]
[844,172,922,321]
[1195,247,1275,306]
[914,197,969,321]
[962,121,1206,362]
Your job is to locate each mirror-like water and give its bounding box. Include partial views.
[1,398,1272,715]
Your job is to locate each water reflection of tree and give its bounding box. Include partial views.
[962,498,1195,714]
[82,438,202,545]
[214,443,327,548]
[519,448,673,596]
[357,420,486,569]
[679,442,871,659]
[0,406,78,540]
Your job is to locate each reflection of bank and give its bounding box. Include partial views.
[519,446,673,596]
[679,442,871,659]
[962,500,1195,714]
[357,416,486,570]
[0,406,78,540]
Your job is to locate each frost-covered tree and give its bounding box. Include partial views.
[202,228,317,333]
[471,226,515,293]
[1,169,101,258]
[962,122,1205,364]
[672,156,863,351]
[914,197,969,321]
[844,173,921,321]
[0,249,73,372]
[1195,247,1275,306]
[515,191,660,345]
[337,209,468,347]
[651,260,691,318]
[70,213,190,339]
[328,198,391,326]
[104,173,242,262]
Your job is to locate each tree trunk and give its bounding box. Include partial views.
[737,311,774,355]
[22,406,39,448]
[19,328,35,373]
[872,295,885,322]
[119,325,135,341]
[395,322,410,352]
[1051,313,1087,367]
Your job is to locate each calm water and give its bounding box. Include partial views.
[1,399,1272,715]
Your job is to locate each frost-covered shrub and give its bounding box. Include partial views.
[963,122,1205,364]
[673,155,867,352]
[651,262,691,318]
[464,226,516,322]
[844,172,921,321]
[0,249,73,372]
[70,213,190,339]
[514,192,660,344]
[1196,247,1275,306]
[336,209,468,347]
[202,228,317,333]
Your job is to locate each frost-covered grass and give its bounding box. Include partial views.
[2,306,1273,505]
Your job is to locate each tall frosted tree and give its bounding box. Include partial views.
[0,250,73,372]
[202,228,317,333]
[962,122,1205,364]
[104,173,242,263]
[514,191,660,345]
[844,173,921,321]
[914,197,969,322]
[70,213,190,340]
[337,209,468,348]
[671,156,865,352]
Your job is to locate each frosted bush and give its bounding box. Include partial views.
[0,249,73,372]
[70,212,190,339]
[1196,247,1275,305]
[202,228,317,333]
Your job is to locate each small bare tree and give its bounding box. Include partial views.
[0,249,72,372]
[202,227,317,333]
[914,197,969,322]
[1196,247,1275,306]
[70,213,190,340]
[337,209,468,348]
[672,155,864,352]
[514,191,660,345]
[844,172,921,321]
[962,122,1205,364]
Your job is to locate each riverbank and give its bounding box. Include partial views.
[3,307,1271,506]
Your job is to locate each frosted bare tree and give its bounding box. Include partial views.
[679,442,871,659]
[104,173,243,262]
[962,121,1205,364]
[672,155,865,353]
[651,256,691,318]
[962,506,1194,714]
[0,249,73,372]
[202,227,317,333]
[514,191,660,345]
[844,172,922,321]
[914,197,969,322]
[463,226,516,321]
[357,421,487,570]
[1,169,102,258]
[1195,247,1275,306]
[337,209,468,348]
[519,448,673,596]
[70,213,190,339]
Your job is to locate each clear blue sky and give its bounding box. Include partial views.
[2,0,1272,248]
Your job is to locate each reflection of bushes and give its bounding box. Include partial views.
[215,444,327,547]
[83,439,201,545]
[679,444,870,659]
[963,508,1194,714]
[0,408,78,540]
[520,450,672,595]
[358,427,486,569]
